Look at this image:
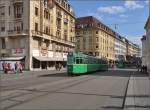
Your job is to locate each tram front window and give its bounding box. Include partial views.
[76,58,83,64]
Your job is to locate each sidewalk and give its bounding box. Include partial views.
[0,69,67,81]
[124,72,150,110]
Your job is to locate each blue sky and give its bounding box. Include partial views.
[69,0,149,46]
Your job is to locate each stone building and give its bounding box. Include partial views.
[143,16,150,73]
[75,16,141,65]
[75,16,115,63]
[0,0,75,70]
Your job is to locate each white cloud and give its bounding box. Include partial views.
[119,14,128,18]
[97,6,125,14]
[124,1,144,10]
[145,0,149,5]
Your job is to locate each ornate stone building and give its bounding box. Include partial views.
[0,0,75,70]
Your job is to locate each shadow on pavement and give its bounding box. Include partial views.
[38,70,149,78]
[90,70,149,78]
[38,72,68,77]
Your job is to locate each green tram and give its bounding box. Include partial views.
[67,52,108,75]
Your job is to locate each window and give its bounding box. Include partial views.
[96,31,98,34]
[96,45,99,49]
[14,4,23,18]
[0,6,5,16]
[14,21,23,31]
[1,38,6,49]
[76,58,83,64]
[35,23,38,31]
[96,37,99,42]
[35,7,38,16]
[44,10,50,20]
[9,6,11,15]
[0,22,5,32]
[1,27,5,31]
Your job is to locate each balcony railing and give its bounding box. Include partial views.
[51,35,75,46]
[64,18,68,23]
[8,30,28,36]
[32,30,43,37]
[14,14,22,19]
[57,13,62,19]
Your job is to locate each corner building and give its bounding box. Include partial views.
[75,16,116,64]
[0,0,75,70]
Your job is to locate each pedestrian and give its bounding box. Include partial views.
[4,63,8,74]
[19,63,23,73]
[14,62,18,73]
[2,62,5,72]
[58,63,62,71]
[55,63,58,70]
[137,64,140,72]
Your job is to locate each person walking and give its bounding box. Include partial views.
[19,63,23,73]
[4,63,8,74]
[2,62,5,72]
[58,63,62,71]
[14,62,18,73]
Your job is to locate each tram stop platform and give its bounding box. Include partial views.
[124,72,150,110]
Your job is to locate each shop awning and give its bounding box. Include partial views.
[0,56,25,61]
[33,57,64,61]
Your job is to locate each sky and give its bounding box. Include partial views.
[69,0,149,47]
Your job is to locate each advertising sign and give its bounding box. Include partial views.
[12,48,25,56]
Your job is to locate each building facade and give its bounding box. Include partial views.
[126,40,141,57]
[141,35,146,66]
[0,0,75,70]
[75,16,141,65]
[143,16,150,73]
[75,16,115,63]
[115,35,126,61]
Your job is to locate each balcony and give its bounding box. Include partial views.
[57,13,62,19]
[8,30,28,36]
[32,30,43,38]
[51,35,75,47]
[14,14,22,19]
[64,18,68,24]
[57,25,61,30]
[64,30,68,34]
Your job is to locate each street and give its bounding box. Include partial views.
[0,69,149,110]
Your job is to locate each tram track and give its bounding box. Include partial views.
[0,70,132,110]
[0,74,101,110]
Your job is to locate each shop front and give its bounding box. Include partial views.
[32,49,67,70]
[0,48,26,71]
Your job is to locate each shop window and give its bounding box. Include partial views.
[33,58,40,68]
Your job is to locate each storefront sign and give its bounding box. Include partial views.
[55,52,62,58]
[12,48,25,56]
[48,51,54,57]
[63,53,68,58]
[41,49,48,57]
[33,50,40,56]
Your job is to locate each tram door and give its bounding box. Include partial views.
[41,61,47,69]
